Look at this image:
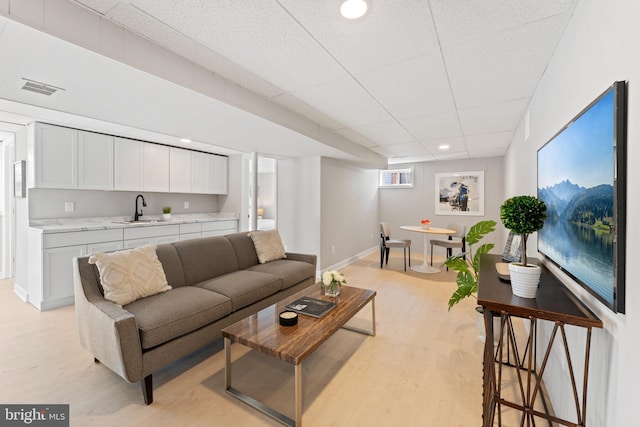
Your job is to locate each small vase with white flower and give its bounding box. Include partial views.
[321,270,346,297]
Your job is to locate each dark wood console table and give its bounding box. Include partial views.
[478,254,602,427]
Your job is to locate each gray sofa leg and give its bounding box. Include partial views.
[141,375,153,405]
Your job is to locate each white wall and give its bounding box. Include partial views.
[504,1,639,425]
[380,157,505,255]
[320,157,379,269]
[277,157,321,257]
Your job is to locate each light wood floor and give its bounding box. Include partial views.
[0,252,529,426]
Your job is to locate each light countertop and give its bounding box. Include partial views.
[30,213,239,233]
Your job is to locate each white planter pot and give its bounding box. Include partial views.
[509,263,541,299]
[162,213,171,221]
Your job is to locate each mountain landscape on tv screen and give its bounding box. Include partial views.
[539,179,614,228]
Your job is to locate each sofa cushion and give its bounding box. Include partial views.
[88,245,171,306]
[195,270,282,311]
[173,236,240,286]
[225,232,260,269]
[248,259,316,290]
[155,244,186,288]
[248,230,287,264]
[124,287,232,350]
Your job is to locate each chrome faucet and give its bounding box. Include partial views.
[134,194,147,221]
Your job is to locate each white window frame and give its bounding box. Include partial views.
[379,167,414,188]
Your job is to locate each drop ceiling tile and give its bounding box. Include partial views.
[465,131,513,150]
[459,98,529,135]
[129,0,346,92]
[356,52,454,120]
[383,142,430,157]
[420,137,466,153]
[468,147,507,158]
[292,77,391,128]
[430,0,576,47]
[401,111,462,142]
[277,0,439,74]
[444,14,571,109]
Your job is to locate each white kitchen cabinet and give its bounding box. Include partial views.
[201,220,238,237]
[28,228,123,311]
[179,223,202,241]
[34,123,78,189]
[210,155,228,194]
[143,143,170,192]
[169,147,191,193]
[114,137,144,191]
[78,130,114,190]
[191,151,211,194]
[123,224,180,248]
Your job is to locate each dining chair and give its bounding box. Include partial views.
[380,222,411,271]
[430,223,466,269]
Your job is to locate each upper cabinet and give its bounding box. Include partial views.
[78,131,114,190]
[31,123,228,195]
[142,143,170,192]
[170,147,228,195]
[114,137,143,191]
[210,154,228,195]
[169,147,192,193]
[34,124,78,189]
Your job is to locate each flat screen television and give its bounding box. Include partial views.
[537,81,626,313]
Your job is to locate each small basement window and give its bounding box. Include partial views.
[379,167,414,188]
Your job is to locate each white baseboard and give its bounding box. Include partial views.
[13,282,28,302]
[317,245,378,277]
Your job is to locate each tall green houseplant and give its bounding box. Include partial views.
[499,196,547,266]
[444,220,496,309]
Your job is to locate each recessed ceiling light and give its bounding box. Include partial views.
[340,0,368,19]
[438,144,450,150]
[180,137,192,144]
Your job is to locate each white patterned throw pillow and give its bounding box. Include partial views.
[248,229,287,264]
[88,245,171,305]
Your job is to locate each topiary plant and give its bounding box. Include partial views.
[499,195,547,266]
[444,220,497,310]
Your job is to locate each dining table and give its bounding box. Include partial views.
[400,225,457,273]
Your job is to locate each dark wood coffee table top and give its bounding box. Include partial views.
[221,285,376,365]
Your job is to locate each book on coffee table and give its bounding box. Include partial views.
[285,296,336,319]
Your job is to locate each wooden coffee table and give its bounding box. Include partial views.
[222,285,376,427]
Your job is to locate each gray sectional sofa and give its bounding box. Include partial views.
[73,231,317,404]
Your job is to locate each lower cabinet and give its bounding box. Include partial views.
[28,228,123,311]
[201,220,238,237]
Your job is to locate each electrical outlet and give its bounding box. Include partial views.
[64,201,75,212]
[184,201,190,209]
[331,245,335,254]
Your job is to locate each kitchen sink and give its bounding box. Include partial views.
[112,219,163,224]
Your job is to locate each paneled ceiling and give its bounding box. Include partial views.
[0,1,578,165]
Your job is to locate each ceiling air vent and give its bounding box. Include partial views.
[20,78,65,96]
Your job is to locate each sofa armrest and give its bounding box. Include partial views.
[73,257,143,383]
[285,252,317,267]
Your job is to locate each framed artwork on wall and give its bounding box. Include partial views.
[435,171,484,216]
